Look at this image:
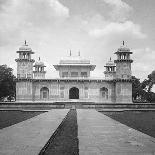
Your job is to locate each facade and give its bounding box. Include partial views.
[15,41,133,103]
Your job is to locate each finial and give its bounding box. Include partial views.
[123,40,125,46]
[78,51,80,56]
[39,57,40,61]
[25,40,27,45]
[70,50,71,56]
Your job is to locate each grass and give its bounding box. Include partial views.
[0,110,44,129]
[101,111,155,138]
[40,109,78,155]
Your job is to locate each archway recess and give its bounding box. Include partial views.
[69,87,79,99]
[40,87,49,99]
[100,87,108,99]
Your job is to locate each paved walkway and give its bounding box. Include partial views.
[77,109,155,155]
[0,109,69,155]
[1,109,155,155]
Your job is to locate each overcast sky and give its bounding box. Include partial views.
[0,0,155,80]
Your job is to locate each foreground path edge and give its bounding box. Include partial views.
[77,109,155,155]
[0,109,69,155]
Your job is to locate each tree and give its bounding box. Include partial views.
[139,70,155,103]
[132,76,141,100]
[0,65,16,101]
[147,70,155,93]
[132,76,147,102]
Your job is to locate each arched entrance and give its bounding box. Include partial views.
[100,87,108,99]
[40,87,49,100]
[69,87,79,99]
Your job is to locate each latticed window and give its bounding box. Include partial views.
[71,72,78,77]
[84,87,89,98]
[43,91,47,98]
[40,87,49,99]
[27,74,31,78]
[60,86,64,98]
[62,72,68,77]
[81,72,87,77]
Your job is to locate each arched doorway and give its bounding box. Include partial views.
[69,87,79,99]
[40,87,49,100]
[100,87,108,99]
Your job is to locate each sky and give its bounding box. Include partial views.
[0,0,155,80]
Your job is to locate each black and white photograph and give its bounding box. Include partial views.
[0,0,155,154]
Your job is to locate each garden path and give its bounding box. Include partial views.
[77,109,155,155]
[0,109,69,155]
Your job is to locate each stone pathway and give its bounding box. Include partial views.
[1,109,155,155]
[77,109,155,155]
[0,109,69,155]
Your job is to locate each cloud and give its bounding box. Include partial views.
[132,47,155,80]
[89,21,146,39]
[101,0,132,21]
[0,0,69,46]
[0,0,151,81]
[50,0,69,18]
[0,0,10,10]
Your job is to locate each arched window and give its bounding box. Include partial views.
[60,86,65,98]
[84,87,89,98]
[100,87,108,99]
[40,87,49,99]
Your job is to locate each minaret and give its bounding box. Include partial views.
[114,41,133,103]
[33,57,46,79]
[104,57,116,80]
[15,41,35,79]
[114,41,133,79]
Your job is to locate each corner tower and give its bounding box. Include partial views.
[15,41,35,79]
[104,58,116,80]
[114,41,133,103]
[114,41,133,79]
[15,41,35,101]
[33,57,46,79]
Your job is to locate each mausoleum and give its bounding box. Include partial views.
[15,41,133,103]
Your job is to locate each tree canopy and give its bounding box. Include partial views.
[0,65,16,101]
[132,70,155,103]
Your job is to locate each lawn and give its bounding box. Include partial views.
[101,111,155,138]
[39,109,78,155]
[0,110,44,129]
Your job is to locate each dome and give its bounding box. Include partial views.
[105,58,115,66]
[17,41,34,53]
[34,57,45,66]
[35,61,44,66]
[115,41,133,55]
[117,45,130,52]
[19,44,32,52]
[117,41,131,53]
[59,55,90,64]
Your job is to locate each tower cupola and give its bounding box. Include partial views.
[114,41,133,79]
[33,57,46,79]
[15,41,35,79]
[114,41,133,62]
[16,40,34,60]
[104,58,116,79]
